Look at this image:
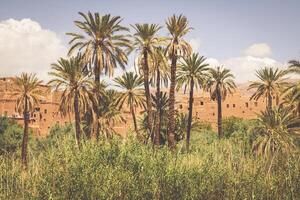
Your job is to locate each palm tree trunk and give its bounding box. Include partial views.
[143,49,153,139]
[93,58,100,139]
[21,97,29,169]
[74,92,81,147]
[298,101,300,118]
[130,103,138,134]
[167,50,177,149]
[186,78,194,152]
[267,93,272,110]
[154,67,161,146]
[217,88,223,139]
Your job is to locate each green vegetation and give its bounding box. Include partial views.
[0,120,299,199]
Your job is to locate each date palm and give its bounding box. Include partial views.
[13,73,43,168]
[284,59,300,117]
[207,66,236,139]
[98,89,126,139]
[114,72,145,134]
[288,59,300,74]
[252,106,300,157]
[131,23,165,137]
[282,85,300,117]
[248,67,287,110]
[177,53,209,152]
[67,12,131,136]
[166,15,192,148]
[48,56,94,148]
[149,47,169,145]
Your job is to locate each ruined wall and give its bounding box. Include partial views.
[0,77,270,136]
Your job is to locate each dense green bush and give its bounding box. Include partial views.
[0,126,299,200]
[0,117,23,154]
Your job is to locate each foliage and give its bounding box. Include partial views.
[248,67,288,108]
[0,131,299,200]
[251,106,300,157]
[67,12,131,78]
[0,117,23,154]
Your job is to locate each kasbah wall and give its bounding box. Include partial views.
[0,77,272,137]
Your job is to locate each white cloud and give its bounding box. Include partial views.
[244,43,272,57]
[0,18,67,82]
[221,56,284,82]
[206,57,220,67]
[189,37,201,52]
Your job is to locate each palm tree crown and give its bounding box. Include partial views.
[14,73,44,114]
[114,72,145,133]
[248,67,287,109]
[67,12,131,79]
[48,57,94,115]
[177,53,209,91]
[208,66,236,101]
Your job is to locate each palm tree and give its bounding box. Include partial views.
[207,66,236,139]
[282,85,300,117]
[149,47,169,145]
[176,53,209,152]
[48,56,94,147]
[114,72,145,134]
[288,59,300,74]
[131,23,165,138]
[251,106,300,157]
[98,89,126,139]
[248,67,287,110]
[284,59,300,117]
[67,12,131,137]
[165,15,192,148]
[13,73,43,168]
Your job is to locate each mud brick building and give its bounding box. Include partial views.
[0,77,270,136]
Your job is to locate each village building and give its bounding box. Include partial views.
[0,77,270,136]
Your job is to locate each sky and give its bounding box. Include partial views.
[0,0,299,82]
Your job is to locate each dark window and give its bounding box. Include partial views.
[33,114,36,118]
[44,109,47,114]
[35,107,40,112]
[245,102,249,108]
[233,104,236,108]
[179,104,183,109]
[212,113,215,116]
[44,119,46,122]
[254,102,258,107]
[242,111,245,113]
[200,101,204,105]
[226,104,229,108]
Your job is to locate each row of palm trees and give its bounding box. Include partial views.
[11,12,300,167]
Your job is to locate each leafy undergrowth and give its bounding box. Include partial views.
[0,129,299,200]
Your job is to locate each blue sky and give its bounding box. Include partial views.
[0,0,299,82]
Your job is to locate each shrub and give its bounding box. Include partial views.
[0,130,299,199]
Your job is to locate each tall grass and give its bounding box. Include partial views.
[0,126,299,200]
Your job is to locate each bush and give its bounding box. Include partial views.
[0,117,23,154]
[0,129,299,199]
